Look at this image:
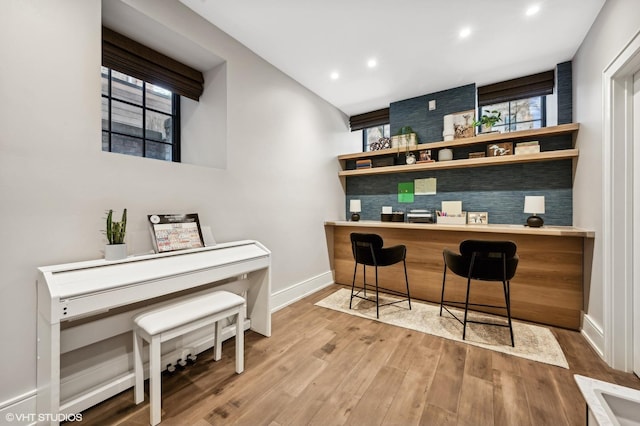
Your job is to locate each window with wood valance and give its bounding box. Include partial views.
[477,70,554,106]
[349,108,390,131]
[102,26,204,101]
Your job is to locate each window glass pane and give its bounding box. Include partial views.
[101,97,109,131]
[101,66,109,96]
[146,110,172,142]
[480,102,509,133]
[481,96,543,133]
[101,66,178,162]
[513,98,537,122]
[363,124,390,151]
[111,100,143,137]
[146,83,172,114]
[146,141,172,161]
[491,123,509,133]
[514,121,541,131]
[111,70,143,105]
[481,102,508,124]
[102,131,109,151]
[111,134,143,157]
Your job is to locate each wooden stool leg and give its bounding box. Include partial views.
[149,336,162,426]
[133,330,144,404]
[214,320,223,361]
[236,309,244,373]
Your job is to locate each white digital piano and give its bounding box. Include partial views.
[36,240,271,423]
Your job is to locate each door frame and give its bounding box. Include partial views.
[602,29,640,372]
[634,71,640,377]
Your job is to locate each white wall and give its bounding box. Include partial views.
[0,0,360,411]
[573,0,640,354]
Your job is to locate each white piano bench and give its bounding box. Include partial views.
[132,290,245,425]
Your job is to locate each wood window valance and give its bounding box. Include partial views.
[478,70,554,106]
[102,26,204,101]
[349,108,390,131]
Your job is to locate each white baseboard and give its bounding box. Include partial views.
[0,390,37,425]
[270,270,334,312]
[581,313,605,360]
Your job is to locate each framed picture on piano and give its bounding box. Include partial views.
[148,213,205,253]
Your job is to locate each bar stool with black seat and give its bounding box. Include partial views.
[350,233,411,319]
[439,240,518,346]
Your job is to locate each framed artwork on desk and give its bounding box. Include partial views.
[467,212,488,224]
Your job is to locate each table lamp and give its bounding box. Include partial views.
[524,196,545,227]
[350,199,361,221]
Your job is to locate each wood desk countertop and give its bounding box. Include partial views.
[324,220,595,330]
[324,220,595,238]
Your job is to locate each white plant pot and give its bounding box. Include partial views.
[105,243,127,261]
[391,133,417,148]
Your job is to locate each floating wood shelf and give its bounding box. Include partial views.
[338,123,580,176]
[339,149,579,176]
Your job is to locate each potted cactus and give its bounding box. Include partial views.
[104,208,127,260]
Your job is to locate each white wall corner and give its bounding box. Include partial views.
[0,390,37,425]
[271,271,335,313]
[581,313,605,360]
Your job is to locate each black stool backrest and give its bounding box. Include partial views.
[460,240,517,258]
[451,240,518,281]
[350,233,384,266]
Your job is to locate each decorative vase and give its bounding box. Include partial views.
[438,148,453,161]
[105,243,127,261]
[443,114,455,141]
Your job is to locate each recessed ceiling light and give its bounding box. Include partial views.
[330,71,340,80]
[526,4,540,16]
[367,59,377,68]
[459,27,471,39]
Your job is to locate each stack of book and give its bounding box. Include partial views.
[356,159,372,169]
[515,141,540,155]
[468,151,485,159]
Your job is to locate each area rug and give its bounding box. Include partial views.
[315,288,569,369]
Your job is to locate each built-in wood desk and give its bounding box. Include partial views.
[324,221,594,330]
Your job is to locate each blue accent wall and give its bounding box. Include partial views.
[346,66,575,226]
[346,159,573,226]
[390,84,476,143]
[557,61,573,125]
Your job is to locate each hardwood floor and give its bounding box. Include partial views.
[78,284,640,425]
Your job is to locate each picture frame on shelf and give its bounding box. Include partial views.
[467,212,488,224]
[452,110,475,139]
[487,142,513,157]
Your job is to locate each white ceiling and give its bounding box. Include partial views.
[103,0,225,71]
[179,0,605,117]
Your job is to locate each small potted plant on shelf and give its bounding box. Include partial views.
[104,208,127,260]
[391,126,418,148]
[472,110,502,133]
